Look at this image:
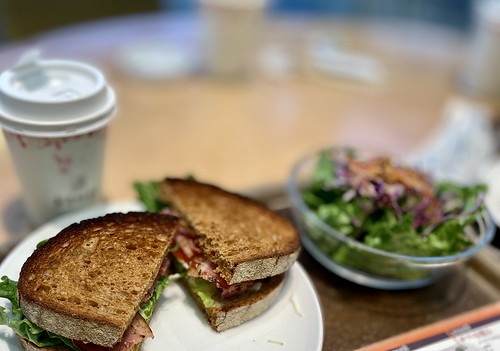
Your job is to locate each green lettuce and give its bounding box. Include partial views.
[186,277,218,308]
[140,276,172,321]
[133,180,166,213]
[172,261,217,308]
[0,276,79,350]
[134,175,197,213]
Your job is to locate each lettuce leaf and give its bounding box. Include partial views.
[186,277,218,308]
[0,276,79,350]
[133,180,167,213]
[172,256,218,308]
[134,176,197,213]
[312,151,335,188]
[140,276,171,321]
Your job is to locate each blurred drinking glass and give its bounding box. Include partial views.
[460,0,500,99]
[199,0,268,79]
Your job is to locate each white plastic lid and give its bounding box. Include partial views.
[0,52,116,137]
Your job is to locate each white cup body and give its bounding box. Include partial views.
[200,0,266,79]
[3,128,107,224]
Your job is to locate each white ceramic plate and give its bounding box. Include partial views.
[0,201,323,351]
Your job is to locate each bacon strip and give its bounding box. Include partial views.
[73,314,153,351]
[142,255,171,303]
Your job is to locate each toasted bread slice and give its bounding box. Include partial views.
[182,273,285,332]
[159,178,301,285]
[18,337,69,351]
[18,212,178,348]
[18,336,144,351]
[18,337,144,351]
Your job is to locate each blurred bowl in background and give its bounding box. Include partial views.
[287,147,495,290]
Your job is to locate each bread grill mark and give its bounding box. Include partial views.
[17,212,179,349]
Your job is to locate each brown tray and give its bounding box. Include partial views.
[252,186,500,351]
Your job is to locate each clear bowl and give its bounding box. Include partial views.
[287,148,496,290]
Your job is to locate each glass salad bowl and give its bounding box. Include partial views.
[287,147,495,290]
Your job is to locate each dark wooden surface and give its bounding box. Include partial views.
[298,249,498,350]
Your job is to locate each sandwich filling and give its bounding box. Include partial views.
[73,313,152,351]
[170,221,262,302]
[0,254,174,351]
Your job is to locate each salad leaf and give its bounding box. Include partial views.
[427,219,474,256]
[436,182,487,215]
[133,180,167,213]
[316,201,365,237]
[171,253,217,308]
[364,213,432,256]
[185,277,219,308]
[36,239,49,250]
[134,175,197,213]
[140,275,176,321]
[0,276,79,350]
[312,151,335,188]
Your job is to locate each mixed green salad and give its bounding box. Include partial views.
[301,150,487,258]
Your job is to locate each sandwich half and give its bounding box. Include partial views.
[1,211,179,351]
[156,178,301,331]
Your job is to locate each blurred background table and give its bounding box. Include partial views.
[0,8,499,351]
[0,11,474,232]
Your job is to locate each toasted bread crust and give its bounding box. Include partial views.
[18,337,70,351]
[183,273,285,332]
[18,212,178,347]
[159,178,301,284]
[18,336,143,351]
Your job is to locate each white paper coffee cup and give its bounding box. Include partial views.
[0,53,116,224]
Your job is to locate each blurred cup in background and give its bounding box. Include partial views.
[460,0,500,98]
[0,53,116,225]
[199,0,268,79]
